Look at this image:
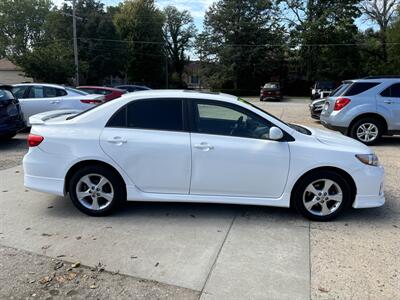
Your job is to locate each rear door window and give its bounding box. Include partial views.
[380,83,400,98]
[27,86,44,98]
[343,82,380,96]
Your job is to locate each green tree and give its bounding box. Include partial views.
[197,0,287,93]
[16,41,74,83]
[281,0,362,81]
[0,0,52,57]
[163,6,196,87]
[114,0,165,87]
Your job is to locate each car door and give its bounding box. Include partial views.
[189,100,290,198]
[18,86,62,122]
[100,98,191,194]
[377,83,400,130]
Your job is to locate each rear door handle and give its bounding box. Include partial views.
[50,100,60,104]
[107,136,127,145]
[383,100,394,104]
[194,142,214,151]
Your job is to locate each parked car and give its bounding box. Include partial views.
[311,81,335,100]
[12,83,105,125]
[260,82,282,101]
[76,86,126,101]
[24,90,384,221]
[0,85,25,140]
[309,98,326,120]
[114,85,151,93]
[320,77,400,145]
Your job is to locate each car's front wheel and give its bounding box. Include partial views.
[293,171,352,221]
[350,118,383,145]
[68,165,125,216]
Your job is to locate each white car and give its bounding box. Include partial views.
[12,83,104,124]
[23,90,385,221]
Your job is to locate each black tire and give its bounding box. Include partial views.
[293,171,352,221]
[349,118,383,145]
[68,165,125,216]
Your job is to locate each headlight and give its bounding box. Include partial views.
[356,154,379,166]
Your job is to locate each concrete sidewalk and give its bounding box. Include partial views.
[0,165,310,299]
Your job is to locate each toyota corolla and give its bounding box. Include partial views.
[23,90,385,221]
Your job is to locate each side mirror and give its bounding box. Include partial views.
[269,127,284,141]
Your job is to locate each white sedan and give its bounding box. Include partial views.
[12,83,104,124]
[23,90,385,221]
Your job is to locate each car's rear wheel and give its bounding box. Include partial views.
[350,118,383,145]
[68,165,125,216]
[293,171,352,221]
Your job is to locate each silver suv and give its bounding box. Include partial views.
[320,77,400,145]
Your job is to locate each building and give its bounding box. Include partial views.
[0,58,32,84]
[183,61,202,89]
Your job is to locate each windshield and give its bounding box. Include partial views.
[66,87,88,95]
[263,83,279,89]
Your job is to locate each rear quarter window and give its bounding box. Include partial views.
[343,82,380,96]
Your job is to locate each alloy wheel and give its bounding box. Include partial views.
[356,123,379,143]
[303,179,343,216]
[75,173,114,211]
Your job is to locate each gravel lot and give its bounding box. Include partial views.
[0,97,399,299]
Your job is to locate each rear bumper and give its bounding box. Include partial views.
[0,118,25,135]
[320,120,348,134]
[24,174,64,196]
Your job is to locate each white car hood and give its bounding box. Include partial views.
[303,126,372,154]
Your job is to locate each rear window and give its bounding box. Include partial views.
[343,82,380,96]
[127,99,183,131]
[0,90,14,101]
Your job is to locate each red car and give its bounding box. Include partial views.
[76,86,126,102]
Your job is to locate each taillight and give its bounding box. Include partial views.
[28,134,44,147]
[334,97,351,111]
[80,99,102,104]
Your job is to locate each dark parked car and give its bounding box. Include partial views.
[0,85,25,140]
[311,81,335,100]
[76,86,126,101]
[260,82,282,101]
[114,85,151,93]
[309,98,326,120]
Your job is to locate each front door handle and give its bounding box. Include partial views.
[50,100,60,104]
[107,136,127,145]
[383,100,394,104]
[194,142,214,151]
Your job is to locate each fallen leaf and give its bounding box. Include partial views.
[54,261,64,270]
[41,245,51,250]
[56,254,66,258]
[47,206,53,209]
[39,276,53,284]
[42,233,52,237]
[154,262,159,267]
[89,284,97,289]
[130,256,138,259]
[25,227,31,230]
[75,236,82,240]
[318,287,329,293]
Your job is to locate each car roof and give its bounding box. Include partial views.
[120,89,238,102]
[78,86,125,92]
[344,78,400,84]
[13,83,66,89]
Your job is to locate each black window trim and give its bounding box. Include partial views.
[188,98,294,142]
[106,98,188,133]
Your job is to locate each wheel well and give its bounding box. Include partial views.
[349,113,388,134]
[64,160,126,195]
[290,167,357,207]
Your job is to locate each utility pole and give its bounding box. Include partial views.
[72,0,79,86]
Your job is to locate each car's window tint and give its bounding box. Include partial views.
[381,83,400,98]
[56,88,67,96]
[107,106,127,127]
[27,86,44,98]
[330,83,350,97]
[0,90,14,101]
[343,82,380,96]
[12,86,29,98]
[44,87,58,98]
[127,99,183,131]
[192,101,272,139]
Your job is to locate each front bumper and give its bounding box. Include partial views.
[352,164,385,209]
